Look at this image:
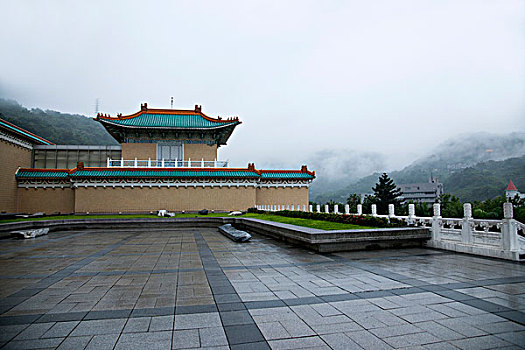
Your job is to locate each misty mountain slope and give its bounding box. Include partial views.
[407,132,525,171]
[442,156,525,202]
[311,133,525,203]
[0,99,117,145]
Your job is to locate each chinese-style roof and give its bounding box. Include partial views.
[95,103,241,144]
[260,170,315,179]
[15,169,70,179]
[16,164,315,181]
[506,180,518,191]
[70,169,259,178]
[0,118,53,145]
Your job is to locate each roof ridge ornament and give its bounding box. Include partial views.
[141,103,148,111]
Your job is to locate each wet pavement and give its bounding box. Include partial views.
[0,227,524,349]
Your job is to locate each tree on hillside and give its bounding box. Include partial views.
[346,193,361,213]
[372,173,402,214]
[362,195,377,214]
[437,193,463,218]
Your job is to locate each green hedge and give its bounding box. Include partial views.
[247,208,405,228]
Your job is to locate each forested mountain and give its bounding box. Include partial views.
[442,156,525,202]
[312,133,525,204]
[0,99,117,145]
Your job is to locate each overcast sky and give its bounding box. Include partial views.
[1,0,524,179]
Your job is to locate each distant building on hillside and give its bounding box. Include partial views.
[398,178,443,204]
[506,180,524,199]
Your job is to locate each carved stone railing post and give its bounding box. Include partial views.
[388,204,395,217]
[291,205,294,211]
[357,204,362,215]
[344,204,350,215]
[309,205,312,212]
[371,204,377,216]
[431,203,442,241]
[501,202,518,252]
[461,203,473,244]
[334,205,339,214]
[302,205,306,212]
[407,204,416,225]
[325,205,329,213]
[316,205,320,213]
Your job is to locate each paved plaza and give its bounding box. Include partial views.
[0,227,524,349]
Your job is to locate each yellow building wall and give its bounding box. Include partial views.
[121,143,157,160]
[256,187,309,208]
[184,143,217,161]
[0,140,32,213]
[74,186,255,213]
[17,188,75,214]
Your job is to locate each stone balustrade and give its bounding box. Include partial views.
[254,202,524,261]
[107,158,229,168]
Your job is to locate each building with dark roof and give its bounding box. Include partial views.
[398,178,444,204]
[2,104,315,214]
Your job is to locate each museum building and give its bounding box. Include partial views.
[1,104,315,214]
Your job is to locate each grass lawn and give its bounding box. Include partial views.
[0,213,374,231]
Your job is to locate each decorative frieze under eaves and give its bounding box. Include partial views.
[18,180,71,189]
[0,131,34,150]
[18,178,311,189]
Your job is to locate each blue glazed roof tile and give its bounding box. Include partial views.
[99,113,239,129]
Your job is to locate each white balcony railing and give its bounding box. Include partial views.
[106,158,228,168]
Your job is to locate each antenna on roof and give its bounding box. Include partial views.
[95,98,100,115]
[170,97,174,109]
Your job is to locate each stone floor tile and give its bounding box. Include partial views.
[321,332,364,350]
[268,335,329,349]
[473,320,525,334]
[220,310,254,326]
[174,312,221,329]
[149,315,174,331]
[199,326,229,347]
[370,324,422,338]
[3,337,64,350]
[400,310,450,323]
[84,333,120,350]
[345,330,393,350]
[224,324,265,345]
[257,321,290,340]
[56,335,92,350]
[13,322,55,340]
[422,341,460,350]
[115,331,172,350]
[123,317,151,333]
[494,331,525,347]
[414,320,465,341]
[173,329,200,349]
[450,334,513,350]
[280,319,316,337]
[41,321,79,338]
[70,318,127,336]
[383,331,441,348]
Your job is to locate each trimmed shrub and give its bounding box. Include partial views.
[246,208,405,228]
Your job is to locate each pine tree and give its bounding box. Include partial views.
[346,193,361,213]
[372,173,402,214]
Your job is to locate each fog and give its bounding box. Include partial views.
[1,0,524,177]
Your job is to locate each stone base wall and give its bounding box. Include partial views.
[17,188,75,214]
[74,186,256,213]
[256,187,309,208]
[0,141,32,213]
[16,184,310,214]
